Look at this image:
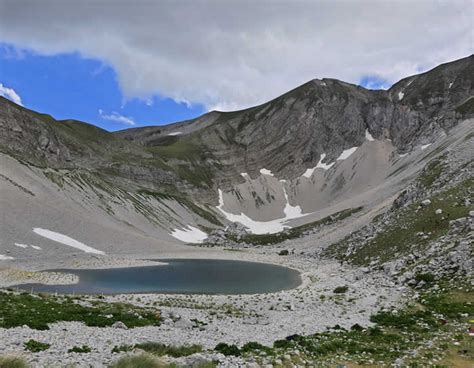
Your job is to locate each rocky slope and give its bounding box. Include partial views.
[0,55,473,253]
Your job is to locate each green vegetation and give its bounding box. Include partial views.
[418,158,446,187]
[109,354,167,368]
[135,342,202,357]
[24,339,50,353]
[112,345,134,353]
[219,280,473,366]
[109,353,216,368]
[327,178,473,264]
[214,343,241,356]
[455,96,474,116]
[0,291,161,330]
[68,345,92,353]
[0,356,29,368]
[225,207,363,246]
[333,286,348,294]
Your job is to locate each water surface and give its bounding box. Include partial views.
[15,258,301,295]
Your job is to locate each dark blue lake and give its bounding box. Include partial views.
[14,259,301,295]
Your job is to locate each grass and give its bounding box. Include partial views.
[24,339,50,353]
[109,354,167,368]
[0,291,161,330]
[135,342,202,357]
[227,279,473,366]
[109,354,217,368]
[328,177,473,265]
[224,207,363,246]
[0,356,29,368]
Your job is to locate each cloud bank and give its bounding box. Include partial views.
[0,82,23,105]
[0,0,471,111]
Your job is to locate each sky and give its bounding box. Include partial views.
[0,0,472,131]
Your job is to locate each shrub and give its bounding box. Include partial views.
[135,342,202,357]
[23,340,50,353]
[214,343,241,356]
[333,286,348,294]
[415,273,435,283]
[0,355,29,368]
[68,345,91,353]
[278,249,289,256]
[112,345,134,353]
[273,339,292,349]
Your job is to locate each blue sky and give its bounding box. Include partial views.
[0,43,394,131]
[0,43,205,131]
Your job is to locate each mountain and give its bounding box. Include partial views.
[0,55,472,256]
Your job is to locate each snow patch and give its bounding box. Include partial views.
[421,144,432,150]
[170,226,207,243]
[337,147,358,160]
[0,254,14,260]
[168,131,182,136]
[302,153,334,178]
[31,245,42,250]
[399,153,408,158]
[449,82,453,89]
[14,243,28,248]
[365,129,374,141]
[216,188,307,234]
[33,228,105,255]
[259,168,274,176]
[398,91,404,100]
[240,172,249,178]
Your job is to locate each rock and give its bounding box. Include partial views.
[421,199,431,207]
[111,321,128,329]
[469,210,474,217]
[435,209,442,215]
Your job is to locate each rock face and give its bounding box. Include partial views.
[0,55,473,244]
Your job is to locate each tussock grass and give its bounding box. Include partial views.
[0,356,29,368]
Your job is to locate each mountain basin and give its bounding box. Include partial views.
[13,258,302,295]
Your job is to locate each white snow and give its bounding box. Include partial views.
[365,129,374,141]
[31,245,42,250]
[216,188,307,234]
[421,144,432,150]
[14,243,28,248]
[259,168,274,176]
[337,147,358,160]
[302,168,315,178]
[302,153,335,178]
[398,91,404,100]
[0,254,14,260]
[168,131,182,136]
[240,172,249,178]
[399,153,408,158]
[449,82,453,89]
[33,228,105,255]
[170,226,207,243]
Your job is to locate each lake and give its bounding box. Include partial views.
[14,258,301,295]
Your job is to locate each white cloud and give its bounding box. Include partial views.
[98,109,135,126]
[0,82,23,106]
[0,1,471,111]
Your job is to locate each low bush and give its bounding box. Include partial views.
[333,286,348,294]
[214,343,241,356]
[68,345,91,353]
[135,342,202,357]
[23,339,50,353]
